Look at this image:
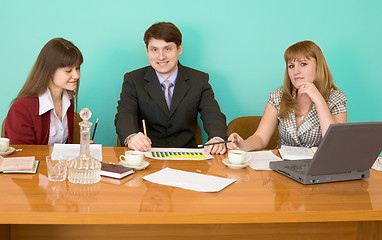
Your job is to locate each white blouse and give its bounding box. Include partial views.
[39,89,71,145]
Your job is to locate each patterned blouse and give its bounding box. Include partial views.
[268,87,347,148]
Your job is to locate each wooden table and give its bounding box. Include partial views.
[1,145,381,240]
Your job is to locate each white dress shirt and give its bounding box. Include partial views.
[39,89,71,145]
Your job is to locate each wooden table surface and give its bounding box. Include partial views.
[1,145,382,239]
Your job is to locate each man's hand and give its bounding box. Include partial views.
[127,132,152,152]
[204,137,226,155]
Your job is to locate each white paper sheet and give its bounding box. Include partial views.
[279,145,318,160]
[52,144,102,161]
[145,148,213,160]
[142,168,236,192]
[248,151,283,170]
[372,157,382,171]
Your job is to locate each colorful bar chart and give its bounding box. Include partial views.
[150,151,207,160]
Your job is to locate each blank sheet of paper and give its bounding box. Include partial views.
[142,168,236,192]
[372,157,382,171]
[248,151,282,170]
[52,144,102,161]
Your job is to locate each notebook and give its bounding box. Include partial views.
[100,162,135,179]
[0,156,39,174]
[270,122,382,185]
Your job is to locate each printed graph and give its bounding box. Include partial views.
[150,151,207,160]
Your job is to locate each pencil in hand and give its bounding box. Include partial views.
[197,140,232,148]
[142,119,147,138]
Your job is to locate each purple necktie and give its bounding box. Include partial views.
[161,80,173,109]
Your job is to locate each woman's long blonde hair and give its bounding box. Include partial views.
[279,40,338,119]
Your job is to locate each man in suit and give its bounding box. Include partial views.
[115,22,227,154]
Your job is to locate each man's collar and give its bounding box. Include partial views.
[155,66,179,86]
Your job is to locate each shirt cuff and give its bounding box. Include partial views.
[211,136,224,142]
[124,133,137,146]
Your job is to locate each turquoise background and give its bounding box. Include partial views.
[1,0,381,146]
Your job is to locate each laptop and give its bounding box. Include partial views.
[269,122,382,185]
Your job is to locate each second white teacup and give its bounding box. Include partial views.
[228,150,247,165]
[119,151,144,166]
[0,138,10,152]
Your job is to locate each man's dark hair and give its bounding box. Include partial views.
[144,22,182,48]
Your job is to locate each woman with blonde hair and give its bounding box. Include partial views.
[5,38,83,145]
[228,40,347,151]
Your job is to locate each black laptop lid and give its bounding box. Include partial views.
[306,122,382,176]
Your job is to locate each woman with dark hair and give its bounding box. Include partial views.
[5,38,83,145]
[228,40,347,151]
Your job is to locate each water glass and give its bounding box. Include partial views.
[46,155,68,182]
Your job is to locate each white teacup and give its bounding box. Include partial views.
[0,138,10,152]
[228,150,247,165]
[119,151,144,167]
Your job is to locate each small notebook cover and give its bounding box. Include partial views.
[2,160,40,174]
[100,162,135,179]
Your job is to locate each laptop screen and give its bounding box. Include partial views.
[306,122,382,176]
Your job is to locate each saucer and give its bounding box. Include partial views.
[119,160,150,171]
[0,147,15,157]
[222,158,249,170]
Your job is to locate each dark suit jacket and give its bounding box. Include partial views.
[5,97,74,145]
[115,63,227,148]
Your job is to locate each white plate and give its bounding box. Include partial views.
[119,160,150,171]
[0,147,15,157]
[222,158,249,169]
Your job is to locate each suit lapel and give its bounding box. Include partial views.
[143,67,169,115]
[169,64,190,118]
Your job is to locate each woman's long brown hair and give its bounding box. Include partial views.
[15,38,83,107]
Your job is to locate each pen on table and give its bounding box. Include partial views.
[91,118,98,141]
[197,140,232,148]
[142,119,147,138]
[310,148,315,155]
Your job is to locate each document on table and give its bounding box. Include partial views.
[372,157,382,171]
[279,145,318,160]
[248,151,282,170]
[142,168,236,192]
[0,156,35,171]
[145,148,213,160]
[52,144,102,161]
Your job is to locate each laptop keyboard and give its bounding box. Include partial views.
[285,164,308,174]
